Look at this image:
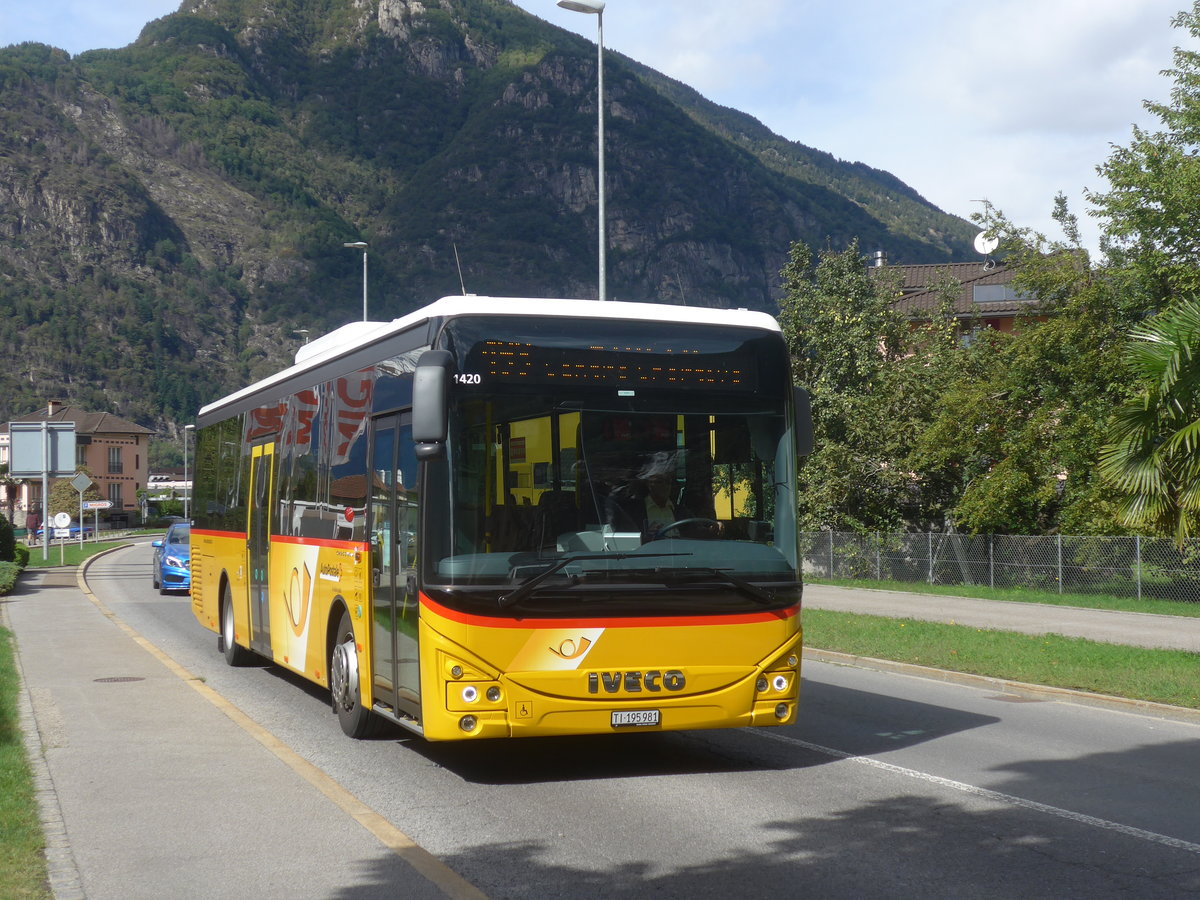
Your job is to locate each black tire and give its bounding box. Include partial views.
[329,609,379,738]
[220,581,254,666]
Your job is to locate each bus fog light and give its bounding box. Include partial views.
[450,665,464,679]
[756,677,768,693]
[772,674,789,692]
[787,654,798,668]
[461,685,479,703]
[774,703,789,719]
[459,715,478,732]
[486,686,501,702]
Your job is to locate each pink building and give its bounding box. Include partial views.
[0,401,154,527]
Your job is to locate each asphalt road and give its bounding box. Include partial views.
[87,543,1200,898]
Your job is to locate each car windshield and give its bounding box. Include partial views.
[421,316,800,617]
[167,526,190,546]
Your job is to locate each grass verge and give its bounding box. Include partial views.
[0,625,50,898]
[23,541,129,569]
[804,608,1200,710]
[811,577,1200,618]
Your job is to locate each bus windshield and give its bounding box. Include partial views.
[423,315,800,617]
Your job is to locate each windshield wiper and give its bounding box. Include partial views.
[663,566,778,606]
[497,552,690,608]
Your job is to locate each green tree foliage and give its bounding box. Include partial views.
[0,513,15,563]
[908,202,1143,535]
[1100,298,1200,543]
[779,240,965,531]
[47,470,103,520]
[1090,4,1200,301]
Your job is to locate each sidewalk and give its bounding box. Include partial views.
[1,566,472,900]
[803,583,1200,653]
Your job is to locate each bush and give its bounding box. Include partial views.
[13,544,29,569]
[0,513,14,563]
[0,561,18,595]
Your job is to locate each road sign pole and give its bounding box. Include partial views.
[41,423,49,562]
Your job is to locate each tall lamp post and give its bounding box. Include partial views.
[343,241,369,320]
[183,424,194,520]
[557,0,606,301]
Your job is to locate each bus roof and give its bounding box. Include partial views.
[199,296,782,420]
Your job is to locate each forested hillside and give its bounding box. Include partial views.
[0,0,975,429]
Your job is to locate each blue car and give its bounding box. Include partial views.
[152,523,191,594]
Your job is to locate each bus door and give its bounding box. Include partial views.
[368,414,421,719]
[248,442,275,657]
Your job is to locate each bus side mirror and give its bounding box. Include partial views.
[794,386,814,457]
[413,349,454,459]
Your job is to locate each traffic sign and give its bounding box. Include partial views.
[71,472,94,493]
[83,500,113,510]
[54,512,71,528]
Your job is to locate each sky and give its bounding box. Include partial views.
[4,0,1197,256]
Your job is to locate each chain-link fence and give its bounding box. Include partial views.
[801,532,1200,604]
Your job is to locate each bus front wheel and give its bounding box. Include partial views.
[221,583,253,666]
[330,610,378,738]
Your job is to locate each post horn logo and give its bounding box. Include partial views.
[548,637,592,660]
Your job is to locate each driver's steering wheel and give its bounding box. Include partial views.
[649,517,722,540]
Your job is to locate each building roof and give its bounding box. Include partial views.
[0,406,154,437]
[876,261,1039,320]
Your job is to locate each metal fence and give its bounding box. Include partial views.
[801,532,1200,605]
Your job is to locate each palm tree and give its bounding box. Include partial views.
[1100,298,1200,544]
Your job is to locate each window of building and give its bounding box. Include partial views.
[973,284,1034,304]
[108,483,122,507]
[108,446,123,474]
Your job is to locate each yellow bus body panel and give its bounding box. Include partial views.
[415,598,801,741]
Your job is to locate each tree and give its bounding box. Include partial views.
[0,512,14,562]
[1099,297,1200,543]
[0,463,20,526]
[778,239,965,531]
[1089,3,1200,302]
[47,469,104,519]
[912,200,1143,535]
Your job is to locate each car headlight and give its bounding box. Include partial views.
[165,555,187,568]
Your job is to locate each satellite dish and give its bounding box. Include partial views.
[974,231,1000,255]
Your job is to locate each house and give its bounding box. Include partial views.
[0,401,154,526]
[874,257,1041,334]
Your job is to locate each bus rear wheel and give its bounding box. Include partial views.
[221,582,253,666]
[330,610,379,738]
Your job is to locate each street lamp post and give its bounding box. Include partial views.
[343,241,369,320]
[557,0,606,301]
[183,424,194,521]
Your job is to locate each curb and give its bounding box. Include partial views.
[803,646,1200,726]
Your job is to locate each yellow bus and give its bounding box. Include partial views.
[191,296,812,740]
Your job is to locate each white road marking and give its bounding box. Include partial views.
[752,730,1200,856]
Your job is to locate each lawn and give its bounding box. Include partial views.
[0,626,49,899]
[22,540,132,569]
[803,608,1200,710]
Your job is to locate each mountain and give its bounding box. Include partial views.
[0,0,976,429]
